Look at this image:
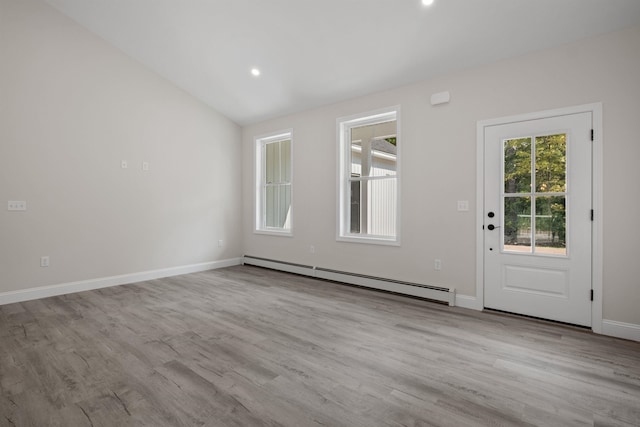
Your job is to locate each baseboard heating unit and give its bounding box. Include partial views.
[242,255,456,306]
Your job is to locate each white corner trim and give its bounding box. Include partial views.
[601,320,640,342]
[0,258,242,306]
[454,294,483,311]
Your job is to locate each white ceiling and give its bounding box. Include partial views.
[44,0,640,126]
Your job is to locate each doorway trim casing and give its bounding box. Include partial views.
[475,103,603,334]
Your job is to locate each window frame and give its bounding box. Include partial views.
[254,129,293,236]
[336,106,401,245]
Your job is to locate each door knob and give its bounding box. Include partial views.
[487,224,500,230]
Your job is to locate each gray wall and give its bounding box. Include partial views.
[0,0,243,293]
[242,25,640,326]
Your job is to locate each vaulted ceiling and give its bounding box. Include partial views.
[45,0,640,125]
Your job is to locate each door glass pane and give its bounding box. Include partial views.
[535,196,566,255]
[504,137,532,193]
[536,134,566,192]
[504,196,532,253]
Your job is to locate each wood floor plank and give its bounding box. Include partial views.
[1,265,639,426]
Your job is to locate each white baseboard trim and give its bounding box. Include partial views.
[0,258,242,306]
[454,294,483,311]
[601,319,640,342]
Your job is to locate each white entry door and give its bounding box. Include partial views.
[484,112,593,326]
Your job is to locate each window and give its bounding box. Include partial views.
[255,131,292,235]
[338,107,399,244]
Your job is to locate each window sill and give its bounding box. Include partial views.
[337,235,400,246]
[254,229,293,237]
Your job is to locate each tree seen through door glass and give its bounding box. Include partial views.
[535,196,567,255]
[502,134,567,256]
[536,134,566,192]
[504,137,531,193]
[504,196,532,252]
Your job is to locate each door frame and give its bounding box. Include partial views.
[475,103,603,333]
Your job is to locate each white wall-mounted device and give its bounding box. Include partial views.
[430,91,450,106]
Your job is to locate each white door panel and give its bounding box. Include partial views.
[484,112,592,326]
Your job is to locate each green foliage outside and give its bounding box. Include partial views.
[503,134,566,248]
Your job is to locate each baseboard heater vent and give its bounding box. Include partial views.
[242,255,455,306]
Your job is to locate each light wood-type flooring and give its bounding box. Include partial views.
[1,265,639,426]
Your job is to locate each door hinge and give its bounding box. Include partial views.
[591,129,594,141]
[590,289,594,301]
[590,209,594,221]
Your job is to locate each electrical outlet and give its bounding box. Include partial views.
[40,256,50,267]
[434,259,442,271]
[121,160,128,169]
[310,245,315,254]
[142,161,149,171]
[218,239,224,248]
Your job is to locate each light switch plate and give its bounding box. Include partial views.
[457,200,469,211]
[8,201,27,211]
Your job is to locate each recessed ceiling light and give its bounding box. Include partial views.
[422,0,434,5]
[251,68,261,77]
